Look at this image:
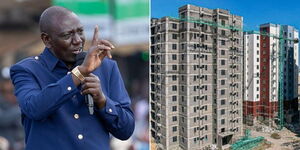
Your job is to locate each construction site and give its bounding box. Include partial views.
[150,4,300,150]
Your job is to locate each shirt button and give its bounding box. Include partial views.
[67,71,71,74]
[67,87,72,91]
[109,108,112,113]
[34,56,39,60]
[74,114,79,119]
[78,134,83,140]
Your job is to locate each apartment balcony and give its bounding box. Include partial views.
[199,74,206,79]
[271,96,276,100]
[229,110,239,114]
[229,46,239,51]
[229,82,238,87]
[152,75,162,83]
[229,119,239,123]
[156,95,162,104]
[151,103,160,113]
[271,85,277,91]
[199,85,206,90]
[189,27,200,32]
[199,95,207,100]
[229,73,237,78]
[230,91,238,96]
[229,101,238,106]
[229,37,239,42]
[199,64,206,69]
[229,64,237,69]
[230,55,238,60]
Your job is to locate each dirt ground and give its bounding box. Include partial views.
[247,126,300,150]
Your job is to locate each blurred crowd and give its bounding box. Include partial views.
[0,79,24,150]
[110,54,149,150]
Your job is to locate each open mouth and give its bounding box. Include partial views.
[72,47,83,54]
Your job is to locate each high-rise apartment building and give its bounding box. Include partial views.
[281,25,299,123]
[244,32,261,125]
[244,23,299,125]
[150,4,243,150]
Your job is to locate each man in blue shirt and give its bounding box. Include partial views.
[10,6,135,150]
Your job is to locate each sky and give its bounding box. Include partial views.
[151,0,300,32]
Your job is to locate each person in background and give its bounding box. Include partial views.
[0,136,9,150]
[0,79,24,150]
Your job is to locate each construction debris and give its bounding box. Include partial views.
[281,140,300,150]
[245,124,300,150]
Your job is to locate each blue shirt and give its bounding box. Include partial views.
[10,48,135,150]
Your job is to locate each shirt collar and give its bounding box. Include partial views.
[40,47,60,71]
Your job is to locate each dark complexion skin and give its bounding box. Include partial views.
[40,7,114,108]
[44,12,85,68]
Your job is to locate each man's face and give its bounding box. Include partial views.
[48,13,85,66]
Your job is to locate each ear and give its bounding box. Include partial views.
[41,32,52,48]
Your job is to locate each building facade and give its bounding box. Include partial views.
[298,73,300,121]
[150,4,243,150]
[281,25,299,123]
[244,23,299,126]
[244,32,261,125]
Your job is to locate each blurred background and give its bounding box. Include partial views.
[0,0,149,150]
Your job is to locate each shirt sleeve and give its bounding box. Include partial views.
[10,64,79,121]
[96,61,135,140]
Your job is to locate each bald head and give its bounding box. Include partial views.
[39,6,74,33]
[39,6,85,67]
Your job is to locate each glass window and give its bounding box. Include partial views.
[172,54,177,60]
[221,60,225,65]
[221,40,226,45]
[172,126,177,132]
[221,70,226,75]
[221,99,225,105]
[173,136,177,142]
[172,23,177,29]
[172,96,177,101]
[172,44,177,50]
[172,116,177,121]
[221,80,225,85]
[221,109,225,115]
[220,89,225,95]
[221,50,225,55]
[172,34,177,39]
[172,75,177,81]
[172,65,177,70]
[221,119,225,124]
[172,106,177,112]
[172,85,177,91]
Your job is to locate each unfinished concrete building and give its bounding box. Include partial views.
[150,4,243,150]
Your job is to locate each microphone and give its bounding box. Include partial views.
[75,52,94,115]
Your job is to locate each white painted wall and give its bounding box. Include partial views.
[244,33,260,102]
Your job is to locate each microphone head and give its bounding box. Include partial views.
[75,51,86,66]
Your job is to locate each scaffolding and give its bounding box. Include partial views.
[230,129,264,150]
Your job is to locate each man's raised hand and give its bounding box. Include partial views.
[78,25,115,76]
